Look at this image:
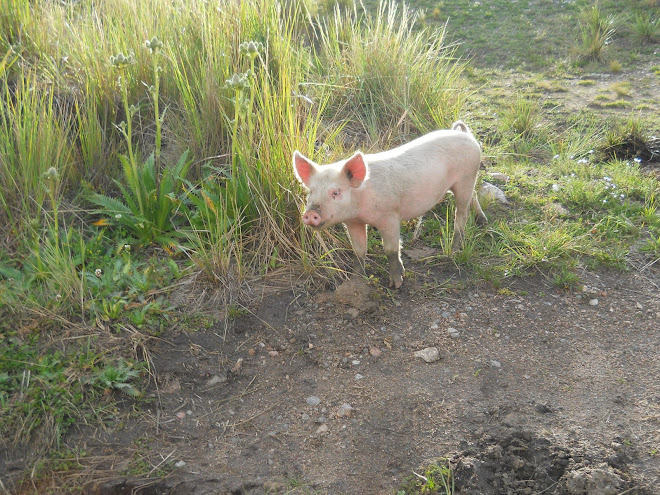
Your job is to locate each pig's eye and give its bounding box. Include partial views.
[331,190,340,199]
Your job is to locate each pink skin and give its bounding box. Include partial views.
[293,121,487,288]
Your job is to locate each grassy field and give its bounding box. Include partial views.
[1,0,659,491]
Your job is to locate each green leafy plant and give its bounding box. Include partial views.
[93,359,141,397]
[89,42,192,248]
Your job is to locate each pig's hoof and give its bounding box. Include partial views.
[388,274,404,289]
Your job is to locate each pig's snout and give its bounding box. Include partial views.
[302,209,322,227]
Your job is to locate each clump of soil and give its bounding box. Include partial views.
[450,427,646,494]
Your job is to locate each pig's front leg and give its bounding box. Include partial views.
[379,220,404,289]
[345,221,368,275]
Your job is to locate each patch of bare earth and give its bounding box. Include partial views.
[6,259,656,495]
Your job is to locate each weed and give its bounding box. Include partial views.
[611,82,632,97]
[631,13,659,44]
[92,359,141,397]
[0,337,115,448]
[598,118,649,161]
[399,459,454,494]
[576,3,617,62]
[500,94,545,139]
[89,43,192,248]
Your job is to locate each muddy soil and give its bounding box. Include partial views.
[32,257,658,495]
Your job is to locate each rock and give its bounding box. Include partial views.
[306,396,321,407]
[336,403,354,418]
[316,424,328,434]
[589,298,599,306]
[174,460,186,468]
[206,374,227,387]
[490,360,502,368]
[354,373,364,380]
[414,347,441,363]
[480,181,509,204]
[268,350,279,357]
[369,347,382,357]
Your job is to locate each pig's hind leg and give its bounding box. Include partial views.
[450,181,477,252]
[379,220,405,289]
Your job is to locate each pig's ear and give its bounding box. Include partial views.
[342,152,368,188]
[293,151,316,187]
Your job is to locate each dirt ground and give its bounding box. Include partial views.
[36,254,654,495]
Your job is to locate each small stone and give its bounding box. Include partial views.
[248,348,256,356]
[301,413,310,421]
[268,350,279,357]
[174,460,186,468]
[306,396,321,407]
[346,308,359,318]
[316,424,328,434]
[589,298,599,306]
[176,411,186,420]
[206,374,227,387]
[352,360,360,365]
[337,403,354,418]
[414,347,441,363]
[354,373,364,380]
[430,322,439,330]
[369,347,382,357]
[635,302,643,310]
[490,360,502,368]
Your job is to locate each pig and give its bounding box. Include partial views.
[293,121,488,288]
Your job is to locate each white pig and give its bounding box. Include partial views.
[293,121,487,288]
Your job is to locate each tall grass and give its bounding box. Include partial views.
[0,0,467,306]
[313,1,466,148]
[0,75,76,239]
[576,3,617,62]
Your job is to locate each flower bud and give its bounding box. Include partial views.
[146,36,163,53]
[44,167,59,181]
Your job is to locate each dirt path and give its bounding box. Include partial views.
[76,260,660,495]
